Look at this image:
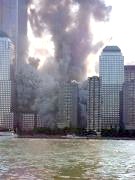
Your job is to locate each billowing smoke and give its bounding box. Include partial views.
[28,57,40,68]
[17,0,111,128]
[16,63,41,113]
[29,0,111,81]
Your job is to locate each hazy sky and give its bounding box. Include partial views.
[104,0,135,65]
[86,0,135,76]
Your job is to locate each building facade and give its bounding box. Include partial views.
[124,65,135,82]
[122,65,135,130]
[123,80,135,130]
[78,88,87,129]
[99,46,124,130]
[0,0,28,68]
[87,76,101,132]
[0,32,15,129]
[58,81,79,129]
[18,113,41,131]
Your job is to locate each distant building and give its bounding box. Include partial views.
[122,65,135,130]
[18,113,41,131]
[0,32,15,129]
[124,65,135,82]
[123,80,135,130]
[87,76,101,132]
[99,46,124,130]
[58,81,79,129]
[0,0,28,68]
[78,88,87,129]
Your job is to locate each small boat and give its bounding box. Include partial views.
[66,134,80,139]
[0,131,17,137]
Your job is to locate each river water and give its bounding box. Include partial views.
[0,137,135,180]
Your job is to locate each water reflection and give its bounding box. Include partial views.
[0,138,135,179]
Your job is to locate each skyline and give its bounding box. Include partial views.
[0,1,135,179]
[0,0,134,131]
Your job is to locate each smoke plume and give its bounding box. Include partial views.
[16,63,41,113]
[18,0,111,128]
[29,0,111,81]
[28,57,40,68]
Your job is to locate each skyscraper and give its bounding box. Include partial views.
[78,88,87,129]
[58,81,79,129]
[87,76,101,132]
[99,46,124,130]
[123,80,135,130]
[0,32,15,129]
[0,0,28,68]
[121,65,135,130]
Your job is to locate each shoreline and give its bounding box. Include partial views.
[17,134,135,140]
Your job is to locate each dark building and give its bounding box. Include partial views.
[87,76,101,132]
[124,65,135,82]
[0,0,28,69]
[78,88,87,129]
[123,80,135,130]
[121,65,135,130]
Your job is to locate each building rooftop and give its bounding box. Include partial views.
[124,65,135,70]
[0,31,9,38]
[103,46,121,52]
[88,76,99,80]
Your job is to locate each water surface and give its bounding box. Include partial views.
[0,137,135,179]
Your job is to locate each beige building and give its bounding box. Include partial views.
[58,81,78,129]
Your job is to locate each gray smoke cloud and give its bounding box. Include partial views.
[16,63,41,113]
[28,57,40,68]
[17,0,111,128]
[29,0,111,81]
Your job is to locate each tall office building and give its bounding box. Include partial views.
[124,65,135,82]
[123,80,135,130]
[99,46,124,130]
[87,76,101,132]
[122,65,135,130]
[0,0,28,68]
[78,88,87,129]
[0,32,15,129]
[58,81,79,129]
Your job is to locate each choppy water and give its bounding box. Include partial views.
[0,137,135,180]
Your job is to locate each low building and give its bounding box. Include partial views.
[17,113,41,132]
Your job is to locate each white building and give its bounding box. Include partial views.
[0,32,15,129]
[58,81,78,129]
[99,46,124,130]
